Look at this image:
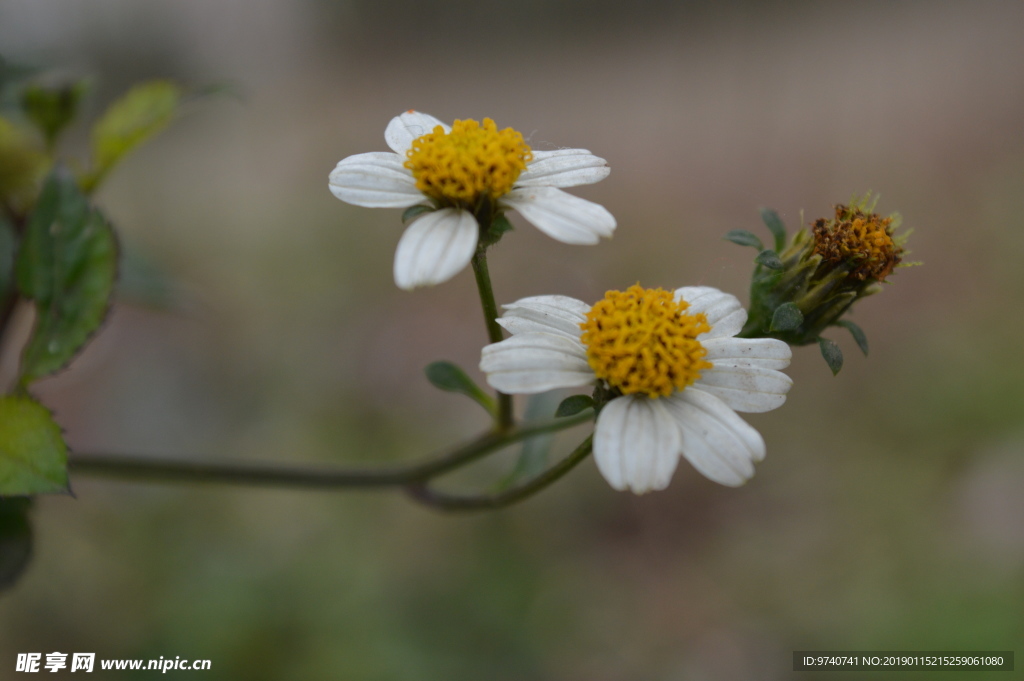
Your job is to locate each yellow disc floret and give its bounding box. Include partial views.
[405,118,532,206]
[580,285,712,398]
[812,203,904,281]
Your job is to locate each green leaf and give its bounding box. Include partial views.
[16,170,118,384]
[770,302,803,332]
[836,320,869,356]
[0,395,69,495]
[723,229,763,250]
[818,336,843,375]
[759,207,787,253]
[0,497,33,593]
[555,394,594,418]
[83,80,182,192]
[21,81,88,149]
[424,361,494,414]
[755,249,784,270]
[401,205,433,225]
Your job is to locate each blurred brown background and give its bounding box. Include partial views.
[1,0,1023,679]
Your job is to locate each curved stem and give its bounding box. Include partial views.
[470,245,513,429]
[69,410,593,489]
[407,435,593,512]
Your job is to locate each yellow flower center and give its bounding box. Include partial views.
[404,118,532,206]
[580,285,712,398]
[812,204,903,281]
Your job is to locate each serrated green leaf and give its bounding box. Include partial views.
[759,207,787,253]
[0,395,68,495]
[425,360,494,414]
[723,229,763,250]
[555,394,594,418]
[836,320,869,356]
[83,80,182,192]
[0,497,32,592]
[16,170,117,384]
[818,337,843,375]
[401,204,433,225]
[770,302,803,332]
[755,249,784,270]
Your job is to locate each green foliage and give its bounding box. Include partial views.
[16,170,117,383]
[770,302,803,332]
[836,319,869,356]
[0,116,48,210]
[759,207,787,252]
[82,80,182,192]
[723,229,763,250]
[818,336,843,375]
[554,394,594,418]
[755,249,783,270]
[0,497,32,592]
[21,80,88,149]
[0,395,68,495]
[425,361,495,414]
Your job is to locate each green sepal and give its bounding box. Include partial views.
[82,80,182,193]
[818,337,843,375]
[555,394,595,418]
[755,249,784,270]
[424,361,495,415]
[0,395,69,496]
[723,229,763,250]
[770,302,803,332]
[16,170,118,384]
[0,497,33,593]
[401,205,433,225]
[759,207,787,253]
[484,213,515,245]
[836,320,869,356]
[21,80,88,149]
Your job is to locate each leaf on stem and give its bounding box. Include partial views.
[836,319,869,356]
[759,207,787,253]
[755,249,784,270]
[723,229,763,250]
[770,302,803,332]
[0,395,69,495]
[818,336,843,375]
[424,360,495,414]
[16,170,117,384]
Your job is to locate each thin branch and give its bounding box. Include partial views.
[407,435,594,511]
[69,410,593,489]
[470,245,513,430]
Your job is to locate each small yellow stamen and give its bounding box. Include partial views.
[405,118,532,206]
[813,204,903,281]
[580,285,712,398]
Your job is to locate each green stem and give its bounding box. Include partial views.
[470,245,513,430]
[69,410,593,489]
[407,435,594,511]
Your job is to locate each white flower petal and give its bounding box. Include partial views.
[480,332,593,394]
[384,111,450,154]
[503,186,616,245]
[674,286,748,340]
[693,364,793,413]
[701,337,793,370]
[328,152,423,208]
[497,295,590,341]
[517,149,611,188]
[594,396,682,494]
[393,208,478,290]
[663,390,763,486]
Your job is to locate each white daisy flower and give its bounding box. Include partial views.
[329,110,615,290]
[479,285,794,493]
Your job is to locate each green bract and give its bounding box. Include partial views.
[0,395,68,496]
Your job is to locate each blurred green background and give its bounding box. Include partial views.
[2,0,1023,678]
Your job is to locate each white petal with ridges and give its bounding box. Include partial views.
[329,152,423,208]
[594,396,682,494]
[384,111,449,154]
[692,362,792,413]
[393,209,477,290]
[674,286,747,340]
[517,149,610,188]
[480,332,593,393]
[663,390,762,486]
[497,295,590,341]
[503,186,616,245]
[702,337,792,370]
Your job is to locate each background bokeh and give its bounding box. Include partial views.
[2,0,1023,679]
